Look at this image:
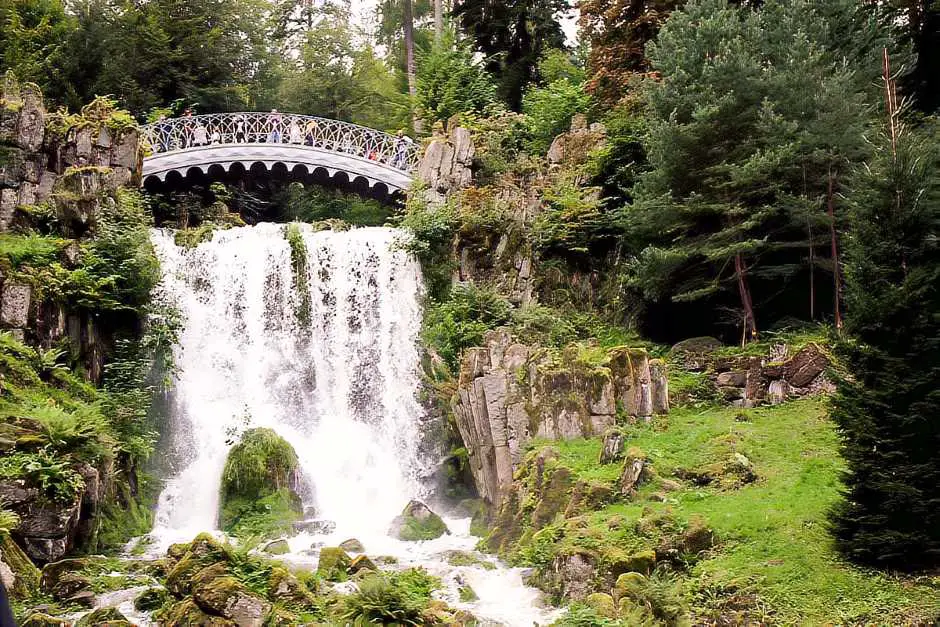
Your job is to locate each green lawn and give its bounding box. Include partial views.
[551,400,940,624]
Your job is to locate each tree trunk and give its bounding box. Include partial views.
[434,0,444,43]
[808,218,815,320]
[827,168,843,331]
[403,0,423,134]
[734,253,758,344]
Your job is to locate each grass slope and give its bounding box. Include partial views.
[550,399,940,624]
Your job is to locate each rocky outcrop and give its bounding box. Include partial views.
[681,342,834,408]
[453,329,668,507]
[416,125,475,207]
[546,115,606,172]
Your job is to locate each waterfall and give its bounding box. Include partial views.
[149,223,427,543]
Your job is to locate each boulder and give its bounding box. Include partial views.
[612,572,647,603]
[20,614,70,626]
[260,538,289,555]
[316,547,351,581]
[716,370,747,387]
[161,598,236,626]
[550,552,596,601]
[348,554,377,574]
[134,587,169,612]
[389,500,449,541]
[619,449,650,496]
[784,344,829,387]
[192,576,271,627]
[584,592,617,619]
[66,590,96,608]
[338,538,364,552]
[75,607,130,626]
[598,430,625,464]
[0,531,40,597]
[267,566,315,606]
[292,518,335,535]
[614,550,656,576]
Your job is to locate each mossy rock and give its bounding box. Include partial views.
[261,538,290,555]
[134,586,169,612]
[458,584,478,602]
[584,592,617,618]
[192,575,271,625]
[220,428,303,538]
[160,598,236,626]
[389,500,449,541]
[338,538,364,552]
[267,566,316,606]
[166,547,230,598]
[316,547,351,581]
[616,550,656,576]
[0,531,40,597]
[20,614,69,626]
[348,554,377,574]
[612,571,648,603]
[75,607,131,626]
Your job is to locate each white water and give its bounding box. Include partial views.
[147,223,559,626]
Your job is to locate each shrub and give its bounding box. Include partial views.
[342,569,439,626]
[417,34,498,124]
[422,284,512,372]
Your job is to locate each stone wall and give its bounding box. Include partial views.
[452,329,668,508]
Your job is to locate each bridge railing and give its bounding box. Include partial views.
[139,112,421,174]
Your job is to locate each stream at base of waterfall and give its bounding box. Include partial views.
[92,223,561,627]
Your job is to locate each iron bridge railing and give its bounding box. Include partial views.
[139,112,421,174]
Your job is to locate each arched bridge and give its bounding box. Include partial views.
[140,113,419,194]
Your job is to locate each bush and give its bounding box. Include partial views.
[422,284,512,372]
[342,569,439,626]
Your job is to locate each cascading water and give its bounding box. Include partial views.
[150,224,426,540]
[147,223,560,626]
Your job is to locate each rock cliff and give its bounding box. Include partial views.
[452,329,668,507]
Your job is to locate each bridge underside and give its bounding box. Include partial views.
[142,144,413,200]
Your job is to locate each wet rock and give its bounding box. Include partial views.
[134,587,169,612]
[162,598,236,626]
[260,538,289,555]
[46,572,91,601]
[292,518,335,535]
[598,430,625,464]
[389,500,449,541]
[20,614,70,626]
[193,575,270,627]
[316,547,351,581]
[716,370,747,387]
[75,606,129,626]
[550,552,596,601]
[67,589,97,608]
[338,538,364,552]
[348,554,377,574]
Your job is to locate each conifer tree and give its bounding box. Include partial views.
[829,116,940,569]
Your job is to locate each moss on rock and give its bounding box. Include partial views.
[316,547,351,581]
[75,607,130,626]
[389,500,449,541]
[0,531,39,597]
[584,592,617,618]
[20,614,69,626]
[134,586,169,612]
[219,428,302,538]
[159,598,236,626]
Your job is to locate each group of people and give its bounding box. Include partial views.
[150,109,415,169]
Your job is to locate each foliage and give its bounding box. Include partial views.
[221,488,303,539]
[521,51,591,154]
[417,34,497,124]
[422,283,512,372]
[275,184,393,226]
[395,191,459,299]
[828,122,940,569]
[342,568,439,626]
[452,0,569,109]
[0,234,65,269]
[284,223,312,327]
[221,427,299,498]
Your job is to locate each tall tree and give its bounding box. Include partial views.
[829,113,940,569]
[403,0,423,133]
[578,0,679,108]
[622,0,887,341]
[452,0,568,109]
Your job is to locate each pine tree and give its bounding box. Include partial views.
[828,115,940,569]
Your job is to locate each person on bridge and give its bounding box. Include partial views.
[304,119,318,146]
[267,109,283,143]
[393,130,413,168]
[192,121,208,147]
[155,114,170,152]
[181,108,194,149]
[288,118,303,144]
[235,115,247,143]
[209,125,221,144]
